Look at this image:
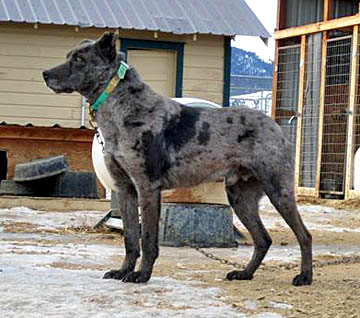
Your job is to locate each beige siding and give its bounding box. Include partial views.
[0,24,225,127]
[183,41,224,105]
[0,24,104,128]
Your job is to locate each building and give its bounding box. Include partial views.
[273,0,360,200]
[0,0,269,198]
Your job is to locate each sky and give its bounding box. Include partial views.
[232,0,278,62]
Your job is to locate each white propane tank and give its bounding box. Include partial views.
[355,147,360,191]
[91,129,117,192]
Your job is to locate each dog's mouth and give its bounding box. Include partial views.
[47,84,74,94]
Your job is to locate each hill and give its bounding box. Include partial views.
[231,47,273,77]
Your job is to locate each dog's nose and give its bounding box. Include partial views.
[42,70,50,81]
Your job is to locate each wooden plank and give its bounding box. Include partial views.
[0,80,53,94]
[315,32,328,197]
[0,125,94,142]
[0,43,69,58]
[183,67,223,81]
[271,40,279,120]
[184,55,224,68]
[0,116,80,128]
[162,181,229,205]
[0,92,81,107]
[276,0,282,31]
[0,105,74,120]
[0,55,65,70]
[345,25,359,199]
[297,187,316,197]
[183,79,223,92]
[294,35,307,192]
[185,44,224,57]
[274,14,360,40]
[324,0,331,22]
[0,24,103,46]
[347,190,360,199]
[120,29,224,46]
[0,67,45,82]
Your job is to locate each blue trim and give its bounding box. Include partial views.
[223,36,232,107]
[120,38,184,97]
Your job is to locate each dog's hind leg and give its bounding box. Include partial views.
[225,179,271,281]
[103,160,140,280]
[263,171,312,286]
[122,189,161,283]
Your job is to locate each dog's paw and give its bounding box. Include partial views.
[226,270,253,281]
[122,271,151,283]
[103,269,130,280]
[292,273,312,286]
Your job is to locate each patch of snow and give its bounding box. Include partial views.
[268,301,293,310]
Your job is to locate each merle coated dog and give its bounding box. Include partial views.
[43,32,312,286]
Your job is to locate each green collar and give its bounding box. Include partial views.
[90,61,129,112]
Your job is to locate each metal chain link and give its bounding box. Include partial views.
[88,104,105,153]
[194,246,245,269]
[192,247,360,271]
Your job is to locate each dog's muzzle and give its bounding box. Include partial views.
[42,70,74,94]
[42,70,50,82]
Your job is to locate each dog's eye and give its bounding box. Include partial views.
[74,55,84,63]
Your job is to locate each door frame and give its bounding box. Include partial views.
[120,38,184,98]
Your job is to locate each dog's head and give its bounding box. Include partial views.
[43,32,124,97]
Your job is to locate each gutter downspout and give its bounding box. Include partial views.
[81,96,86,127]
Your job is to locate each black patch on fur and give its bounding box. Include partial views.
[240,115,246,125]
[197,122,210,145]
[237,129,254,143]
[141,131,171,182]
[226,117,233,124]
[141,107,200,181]
[124,120,145,128]
[164,107,200,151]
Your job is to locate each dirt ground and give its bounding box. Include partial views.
[1,197,360,318]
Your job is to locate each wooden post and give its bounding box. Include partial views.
[274,15,360,40]
[294,35,307,193]
[271,40,279,120]
[324,0,331,22]
[276,0,283,31]
[345,25,359,199]
[315,31,328,197]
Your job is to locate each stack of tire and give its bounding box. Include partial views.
[0,155,98,199]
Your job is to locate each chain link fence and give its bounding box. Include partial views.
[230,75,272,116]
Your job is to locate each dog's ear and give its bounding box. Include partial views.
[97,32,118,61]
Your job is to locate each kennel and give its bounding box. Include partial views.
[273,0,360,200]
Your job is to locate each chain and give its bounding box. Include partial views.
[193,246,246,269]
[88,103,105,153]
[191,247,360,271]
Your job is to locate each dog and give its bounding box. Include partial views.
[43,32,313,286]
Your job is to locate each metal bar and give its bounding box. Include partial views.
[345,25,359,199]
[327,35,352,43]
[271,40,279,120]
[315,31,328,197]
[294,35,307,193]
[278,44,301,50]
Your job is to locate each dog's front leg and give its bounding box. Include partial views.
[103,184,140,280]
[123,189,161,283]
